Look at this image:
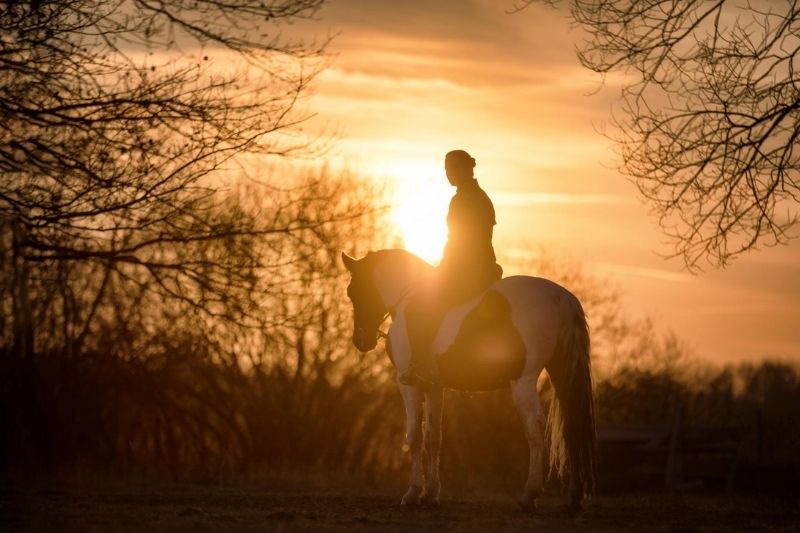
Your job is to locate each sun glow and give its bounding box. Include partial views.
[382,160,452,264]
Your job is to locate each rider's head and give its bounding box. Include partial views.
[445,149,476,187]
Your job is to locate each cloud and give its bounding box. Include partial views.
[306,0,583,87]
[595,262,693,283]
[493,192,634,206]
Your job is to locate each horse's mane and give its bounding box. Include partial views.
[366,248,433,271]
[362,249,433,290]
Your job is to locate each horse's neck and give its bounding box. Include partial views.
[372,257,429,312]
[372,268,415,312]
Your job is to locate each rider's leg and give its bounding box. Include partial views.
[399,274,443,384]
[400,263,500,385]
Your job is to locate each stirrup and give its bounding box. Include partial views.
[415,363,442,387]
[398,364,440,387]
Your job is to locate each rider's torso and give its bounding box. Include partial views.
[441,178,496,269]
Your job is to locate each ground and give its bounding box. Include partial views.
[1,482,798,531]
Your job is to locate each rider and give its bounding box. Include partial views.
[400,149,503,385]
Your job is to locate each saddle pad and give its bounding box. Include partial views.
[437,290,526,390]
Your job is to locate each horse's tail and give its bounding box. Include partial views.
[544,291,597,502]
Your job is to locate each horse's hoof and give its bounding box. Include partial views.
[566,500,583,516]
[517,489,540,512]
[401,485,423,506]
[517,498,538,512]
[420,493,440,507]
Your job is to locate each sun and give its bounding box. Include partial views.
[385,161,452,264]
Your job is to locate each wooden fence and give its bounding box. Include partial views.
[597,403,744,492]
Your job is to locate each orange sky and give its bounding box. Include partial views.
[296,0,800,363]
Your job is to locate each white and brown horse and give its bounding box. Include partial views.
[342,249,596,511]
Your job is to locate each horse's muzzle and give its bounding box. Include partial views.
[353,329,378,352]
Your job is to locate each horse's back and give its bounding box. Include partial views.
[496,274,571,297]
[433,275,578,390]
[495,275,578,321]
[493,275,580,372]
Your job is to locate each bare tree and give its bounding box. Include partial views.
[521,0,800,269]
[83,171,394,476]
[0,0,343,357]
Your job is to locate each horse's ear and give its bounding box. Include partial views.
[341,252,358,272]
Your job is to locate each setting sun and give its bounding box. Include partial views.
[382,160,452,264]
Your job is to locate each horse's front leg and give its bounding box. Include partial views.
[422,386,443,505]
[399,382,424,505]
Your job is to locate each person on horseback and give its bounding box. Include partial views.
[399,149,503,385]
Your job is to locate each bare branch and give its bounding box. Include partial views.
[524,0,800,269]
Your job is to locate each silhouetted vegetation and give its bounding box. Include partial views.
[3,221,798,496]
[1,168,394,481]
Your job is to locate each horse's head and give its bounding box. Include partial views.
[342,252,387,352]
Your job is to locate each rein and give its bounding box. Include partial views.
[377,315,390,339]
[375,285,413,341]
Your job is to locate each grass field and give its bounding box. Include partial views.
[2,481,799,531]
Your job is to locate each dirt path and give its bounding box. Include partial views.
[2,483,798,531]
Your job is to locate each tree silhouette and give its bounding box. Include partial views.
[0,0,334,357]
[522,0,800,269]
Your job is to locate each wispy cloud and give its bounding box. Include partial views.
[596,262,693,283]
[493,192,634,206]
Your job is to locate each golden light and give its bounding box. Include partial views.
[378,160,452,264]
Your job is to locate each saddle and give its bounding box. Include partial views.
[435,289,526,390]
[403,262,513,388]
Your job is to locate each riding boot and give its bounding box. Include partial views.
[397,363,418,386]
[399,343,439,386]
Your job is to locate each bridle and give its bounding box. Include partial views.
[369,285,413,342]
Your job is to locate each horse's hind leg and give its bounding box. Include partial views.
[422,387,443,505]
[399,383,424,505]
[511,374,546,511]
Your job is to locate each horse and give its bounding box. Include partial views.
[341,249,596,511]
